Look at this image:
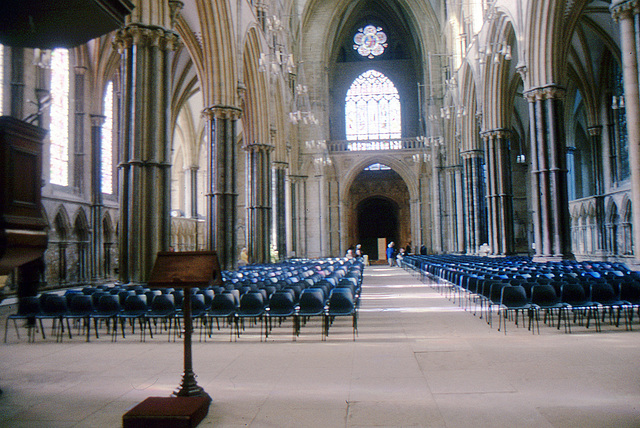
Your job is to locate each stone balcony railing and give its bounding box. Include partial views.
[326,137,430,153]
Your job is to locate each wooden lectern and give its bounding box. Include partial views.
[147,250,221,398]
[123,251,221,428]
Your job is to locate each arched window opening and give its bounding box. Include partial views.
[606,203,619,256]
[623,202,633,256]
[345,69,401,143]
[611,63,629,183]
[50,48,70,186]
[364,163,391,171]
[101,81,114,194]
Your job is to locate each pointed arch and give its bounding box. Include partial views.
[242,26,270,145]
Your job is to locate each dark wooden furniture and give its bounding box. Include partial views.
[123,252,221,427]
[123,396,211,428]
[0,0,134,48]
[0,116,48,275]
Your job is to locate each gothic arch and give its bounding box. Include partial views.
[178,0,238,106]
[482,14,518,130]
[242,26,270,145]
[524,0,590,88]
[53,207,72,241]
[339,155,419,202]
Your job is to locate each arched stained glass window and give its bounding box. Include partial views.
[345,70,401,141]
[50,48,70,186]
[102,81,114,194]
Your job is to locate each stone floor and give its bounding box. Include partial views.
[1,265,639,427]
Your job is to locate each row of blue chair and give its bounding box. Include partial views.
[4,257,364,342]
[402,255,640,334]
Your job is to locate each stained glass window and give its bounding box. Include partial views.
[102,81,114,194]
[345,70,401,141]
[353,25,387,59]
[50,48,70,186]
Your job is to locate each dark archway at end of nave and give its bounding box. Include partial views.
[357,196,399,260]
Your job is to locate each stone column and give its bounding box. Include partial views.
[612,0,640,259]
[245,142,273,264]
[481,129,514,255]
[90,114,105,281]
[188,165,199,218]
[289,175,308,258]
[525,85,573,261]
[273,161,288,262]
[203,105,242,270]
[461,149,486,254]
[588,126,607,255]
[115,24,179,283]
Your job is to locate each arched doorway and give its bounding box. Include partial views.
[357,197,399,260]
[347,163,411,261]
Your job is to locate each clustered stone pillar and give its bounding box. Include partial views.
[273,161,288,261]
[611,0,640,260]
[189,165,199,219]
[203,105,242,270]
[588,126,607,254]
[90,114,105,281]
[115,24,178,283]
[461,149,486,254]
[481,129,514,255]
[289,175,308,258]
[525,86,573,261]
[245,142,273,264]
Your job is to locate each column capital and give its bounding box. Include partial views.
[487,128,511,139]
[460,149,484,159]
[113,24,180,53]
[273,161,289,170]
[289,174,308,183]
[202,105,242,120]
[524,85,566,102]
[587,125,603,137]
[611,0,640,21]
[243,142,275,153]
[90,114,106,127]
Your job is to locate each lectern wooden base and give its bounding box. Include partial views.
[123,396,210,428]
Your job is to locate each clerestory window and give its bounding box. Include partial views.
[50,48,70,186]
[101,81,114,194]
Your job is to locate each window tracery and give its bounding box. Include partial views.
[345,69,401,142]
